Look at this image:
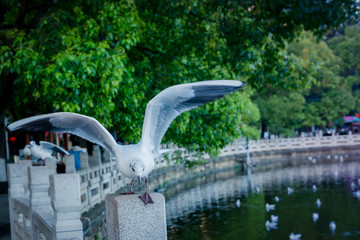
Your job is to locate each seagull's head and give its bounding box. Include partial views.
[130,160,145,182]
[23,145,32,156]
[29,141,36,146]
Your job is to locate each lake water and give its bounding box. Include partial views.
[164,156,360,239]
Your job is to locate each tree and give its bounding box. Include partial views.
[1,0,358,158]
[328,25,360,114]
[289,31,355,128]
[255,91,305,137]
[254,29,358,136]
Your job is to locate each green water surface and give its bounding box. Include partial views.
[165,157,360,240]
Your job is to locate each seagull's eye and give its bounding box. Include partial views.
[142,167,145,171]
[132,167,135,172]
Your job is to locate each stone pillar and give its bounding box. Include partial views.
[28,166,52,240]
[45,158,57,175]
[0,158,6,182]
[63,155,75,173]
[28,167,51,212]
[7,164,26,240]
[105,193,167,240]
[50,174,83,240]
[19,160,32,198]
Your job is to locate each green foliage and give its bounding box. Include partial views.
[0,0,358,160]
[328,26,360,76]
[257,91,305,137]
[254,27,360,136]
[2,1,141,127]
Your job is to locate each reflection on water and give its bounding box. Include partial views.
[165,157,360,239]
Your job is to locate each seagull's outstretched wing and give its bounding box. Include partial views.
[40,141,70,155]
[140,80,247,153]
[7,112,119,158]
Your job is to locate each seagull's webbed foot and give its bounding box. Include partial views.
[139,178,154,204]
[139,192,154,204]
[120,179,135,195]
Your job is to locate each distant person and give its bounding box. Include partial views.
[69,146,83,170]
[264,131,269,139]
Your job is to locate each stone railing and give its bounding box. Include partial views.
[7,161,82,240]
[7,133,360,239]
[215,134,360,158]
[13,134,360,216]
[61,146,132,213]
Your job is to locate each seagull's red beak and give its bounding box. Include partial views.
[137,176,141,184]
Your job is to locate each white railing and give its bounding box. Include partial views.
[7,161,82,240]
[60,134,360,213]
[217,134,360,158]
[61,146,132,213]
[8,133,360,239]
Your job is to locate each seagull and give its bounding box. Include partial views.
[312,185,317,192]
[274,196,280,202]
[312,212,319,222]
[329,221,336,234]
[7,80,247,204]
[271,215,279,223]
[288,187,294,195]
[24,140,70,163]
[236,199,241,208]
[265,220,278,231]
[266,203,275,212]
[353,190,360,200]
[289,232,301,240]
[315,198,321,208]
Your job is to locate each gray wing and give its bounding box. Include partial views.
[7,112,119,159]
[39,141,70,155]
[140,80,247,153]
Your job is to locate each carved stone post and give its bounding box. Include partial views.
[105,193,167,240]
[63,155,75,173]
[7,164,26,240]
[28,166,52,239]
[50,174,83,240]
[28,166,51,212]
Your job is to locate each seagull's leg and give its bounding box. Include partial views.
[120,179,135,195]
[139,178,154,204]
[127,178,135,194]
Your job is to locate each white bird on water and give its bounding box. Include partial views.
[289,232,301,240]
[271,215,279,223]
[236,199,241,208]
[312,212,319,222]
[353,190,360,200]
[24,140,70,163]
[7,80,247,204]
[265,220,278,231]
[266,203,276,212]
[329,221,336,234]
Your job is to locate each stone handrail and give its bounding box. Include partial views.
[219,134,360,157]
[7,163,83,240]
[13,134,360,216]
[8,134,360,239]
